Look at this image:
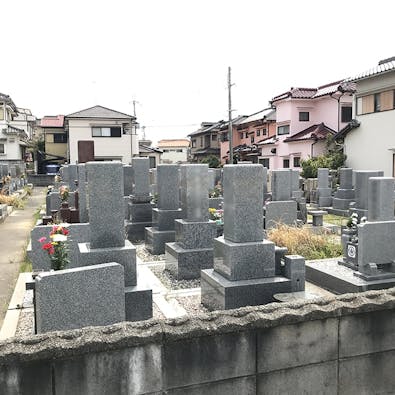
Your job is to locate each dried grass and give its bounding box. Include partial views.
[0,194,24,208]
[267,223,342,260]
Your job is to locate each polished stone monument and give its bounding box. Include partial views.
[202,164,305,310]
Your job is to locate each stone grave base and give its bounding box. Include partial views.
[306,259,395,294]
[125,266,153,321]
[326,207,350,217]
[201,269,292,310]
[165,242,213,280]
[332,197,353,210]
[78,240,136,286]
[125,221,153,242]
[145,227,175,255]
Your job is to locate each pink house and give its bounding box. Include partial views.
[258,80,355,170]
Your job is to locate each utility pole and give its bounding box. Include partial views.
[228,66,234,164]
[132,100,138,117]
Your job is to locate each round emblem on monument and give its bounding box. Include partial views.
[347,245,356,258]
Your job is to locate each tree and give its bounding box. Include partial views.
[300,136,346,178]
[201,155,220,168]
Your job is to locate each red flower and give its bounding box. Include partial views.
[62,228,69,236]
[42,242,53,251]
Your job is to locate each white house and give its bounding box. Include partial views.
[0,93,30,166]
[157,139,190,163]
[66,105,139,164]
[337,57,395,176]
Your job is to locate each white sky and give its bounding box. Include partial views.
[1,0,393,144]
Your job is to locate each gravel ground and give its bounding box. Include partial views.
[173,295,209,315]
[135,243,165,262]
[150,266,201,290]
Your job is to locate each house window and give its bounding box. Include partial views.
[0,143,4,154]
[283,158,290,168]
[251,136,255,143]
[257,130,260,136]
[92,127,121,137]
[192,139,196,148]
[245,132,249,138]
[374,93,381,112]
[277,125,290,135]
[53,133,68,143]
[200,137,203,146]
[0,108,3,120]
[259,158,270,169]
[293,157,301,168]
[299,112,309,121]
[176,149,182,152]
[341,106,352,123]
[212,134,217,141]
[239,132,243,139]
[221,133,228,142]
[262,128,267,135]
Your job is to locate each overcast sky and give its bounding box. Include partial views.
[1,0,393,144]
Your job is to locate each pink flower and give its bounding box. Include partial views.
[38,237,47,243]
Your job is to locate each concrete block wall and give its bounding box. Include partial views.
[0,288,394,394]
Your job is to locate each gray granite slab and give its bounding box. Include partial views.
[368,177,395,221]
[131,157,150,198]
[354,170,384,210]
[123,165,134,196]
[86,161,125,248]
[174,219,217,249]
[35,262,125,333]
[152,208,183,231]
[271,169,291,201]
[265,201,297,229]
[157,164,180,210]
[213,236,276,280]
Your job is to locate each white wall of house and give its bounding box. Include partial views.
[344,71,395,176]
[160,148,188,163]
[344,109,395,176]
[68,119,132,164]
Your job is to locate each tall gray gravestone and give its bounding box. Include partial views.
[145,165,182,254]
[125,158,153,242]
[165,164,217,279]
[201,164,305,310]
[265,169,298,229]
[77,164,88,223]
[350,170,384,218]
[331,168,355,216]
[123,165,134,219]
[317,168,332,207]
[78,161,152,321]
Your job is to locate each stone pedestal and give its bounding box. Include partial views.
[331,168,355,215]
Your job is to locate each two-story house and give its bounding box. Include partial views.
[259,81,355,170]
[335,57,395,176]
[65,105,138,164]
[188,122,222,163]
[0,93,30,167]
[39,115,67,162]
[157,139,190,163]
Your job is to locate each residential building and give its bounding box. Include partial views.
[157,139,190,163]
[188,122,222,162]
[0,93,30,167]
[65,105,138,164]
[335,57,395,176]
[218,109,276,164]
[138,139,162,168]
[260,81,354,170]
[39,115,67,163]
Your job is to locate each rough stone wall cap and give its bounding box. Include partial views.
[0,287,394,364]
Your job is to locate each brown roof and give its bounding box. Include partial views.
[283,123,336,142]
[157,139,190,147]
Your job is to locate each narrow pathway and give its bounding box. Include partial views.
[0,187,46,329]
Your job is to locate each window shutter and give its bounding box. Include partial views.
[362,95,374,114]
[380,90,394,111]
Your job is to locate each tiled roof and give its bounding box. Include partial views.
[238,108,276,125]
[346,57,395,82]
[256,135,278,145]
[66,105,134,119]
[271,81,355,103]
[334,119,361,140]
[157,139,190,147]
[139,144,163,154]
[40,115,64,128]
[188,121,224,137]
[0,92,17,112]
[283,123,336,142]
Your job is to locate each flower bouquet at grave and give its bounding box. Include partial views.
[59,185,69,202]
[209,182,222,198]
[39,224,70,271]
[209,208,224,225]
[345,213,367,242]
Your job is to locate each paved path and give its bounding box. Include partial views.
[0,187,46,329]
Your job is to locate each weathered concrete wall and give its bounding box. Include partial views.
[27,174,55,187]
[0,288,394,394]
